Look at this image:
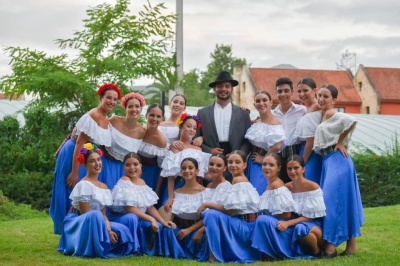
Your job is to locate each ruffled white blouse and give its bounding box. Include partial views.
[70,180,112,211]
[105,124,143,161]
[75,113,112,147]
[292,188,326,218]
[158,126,179,145]
[294,110,322,141]
[111,179,158,213]
[245,122,286,152]
[203,181,232,205]
[160,148,211,178]
[172,191,205,220]
[221,182,260,214]
[138,141,169,167]
[259,186,297,215]
[313,112,356,154]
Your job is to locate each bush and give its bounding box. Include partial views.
[0,190,47,221]
[0,172,53,211]
[352,138,400,207]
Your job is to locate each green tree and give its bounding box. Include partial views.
[200,44,247,90]
[0,0,176,124]
[181,44,247,106]
[181,69,213,106]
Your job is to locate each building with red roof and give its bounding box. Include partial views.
[354,65,400,114]
[233,65,362,113]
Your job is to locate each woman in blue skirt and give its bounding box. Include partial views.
[245,91,286,194]
[295,78,323,183]
[313,84,364,258]
[50,83,121,234]
[102,92,147,190]
[109,152,176,255]
[252,154,326,260]
[58,143,134,258]
[202,150,261,263]
[162,157,208,260]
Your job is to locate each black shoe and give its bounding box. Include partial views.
[324,249,337,259]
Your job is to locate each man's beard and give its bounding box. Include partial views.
[216,93,231,101]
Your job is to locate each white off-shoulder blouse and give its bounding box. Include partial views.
[294,110,322,141]
[292,188,326,219]
[160,148,211,178]
[313,112,356,154]
[105,124,143,161]
[111,179,158,213]
[221,182,260,215]
[70,180,112,211]
[172,191,205,220]
[75,113,112,147]
[259,186,297,215]
[203,181,232,205]
[245,122,286,152]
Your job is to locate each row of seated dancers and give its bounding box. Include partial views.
[59,143,325,262]
[50,81,364,261]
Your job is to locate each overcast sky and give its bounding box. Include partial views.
[1,0,400,85]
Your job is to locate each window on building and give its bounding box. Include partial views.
[335,107,345,113]
[358,81,362,91]
[366,106,370,114]
[242,81,246,92]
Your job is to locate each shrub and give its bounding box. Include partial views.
[0,190,46,221]
[352,138,400,207]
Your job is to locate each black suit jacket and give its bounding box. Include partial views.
[197,102,252,156]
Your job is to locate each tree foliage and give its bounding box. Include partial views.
[181,44,247,106]
[0,0,176,122]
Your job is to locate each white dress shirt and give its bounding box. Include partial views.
[214,102,232,142]
[273,102,306,146]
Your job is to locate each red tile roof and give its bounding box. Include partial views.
[364,67,400,101]
[248,68,362,104]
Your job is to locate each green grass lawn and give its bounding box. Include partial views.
[0,205,399,266]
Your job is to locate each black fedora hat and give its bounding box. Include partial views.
[209,71,239,88]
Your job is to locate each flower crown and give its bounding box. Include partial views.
[76,143,103,164]
[176,112,202,129]
[97,83,122,99]
[121,92,146,108]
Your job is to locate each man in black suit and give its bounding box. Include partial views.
[196,71,252,182]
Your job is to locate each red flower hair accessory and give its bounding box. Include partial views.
[176,112,202,129]
[121,92,146,108]
[76,143,103,164]
[97,83,122,99]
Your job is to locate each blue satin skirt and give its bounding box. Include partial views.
[49,139,87,234]
[251,214,322,259]
[202,209,261,263]
[320,151,364,246]
[246,157,267,195]
[58,210,134,258]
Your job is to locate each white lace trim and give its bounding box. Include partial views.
[138,141,168,158]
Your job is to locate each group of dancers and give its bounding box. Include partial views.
[49,71,364,262]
